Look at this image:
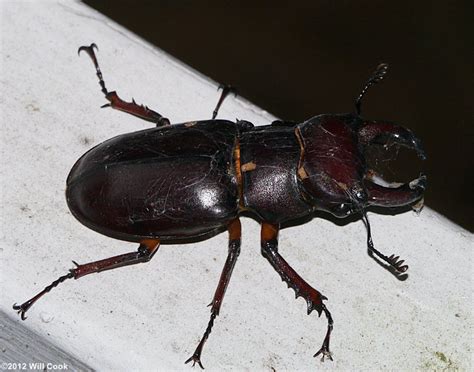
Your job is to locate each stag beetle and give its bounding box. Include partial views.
[14,44,426,368]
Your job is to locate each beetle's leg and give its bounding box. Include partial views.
[361,212,409,274]
[185,219,241,369]
[260,223,333,362]
[78,44,170,127]
[13,239,160,320]
[212,84,235,119]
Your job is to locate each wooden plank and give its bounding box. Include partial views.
[1,1,472,371]
[0,310,92,371]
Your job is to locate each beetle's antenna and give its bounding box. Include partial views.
[361,211,408,273]
[355,63,389,116]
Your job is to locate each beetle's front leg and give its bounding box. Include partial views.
[78,44,170,127]
[185,219,241,369]
[260,223,334,362]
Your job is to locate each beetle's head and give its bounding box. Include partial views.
[294,63,426,275]
[296,64,426,218]
[296,114,426,218]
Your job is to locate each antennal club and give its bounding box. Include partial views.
[355,63,389,116]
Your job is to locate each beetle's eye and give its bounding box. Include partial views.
[354,190,365,200]
[334,203,353,216]
[349,186,368,203]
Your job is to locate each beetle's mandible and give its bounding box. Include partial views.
[14,44,426,368]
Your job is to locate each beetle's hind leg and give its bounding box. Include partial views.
[13,239,160,320]
[78,44,170,127]
[185,219,241,369]
[260,223,334,362]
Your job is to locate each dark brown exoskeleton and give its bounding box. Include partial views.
[14,44,426,367]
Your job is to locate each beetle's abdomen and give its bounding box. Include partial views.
[66,121,239,241]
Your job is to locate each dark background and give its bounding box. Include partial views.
[84,1,473,231]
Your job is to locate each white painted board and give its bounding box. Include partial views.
[1,1,472,371]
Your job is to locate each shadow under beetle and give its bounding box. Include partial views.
[14,44,427,368]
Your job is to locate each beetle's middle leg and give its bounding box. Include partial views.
[260,222,334,362]
[211,84,235,119]
[185,218,241,369]
[13,239,160,320]
[78,44,170,127]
